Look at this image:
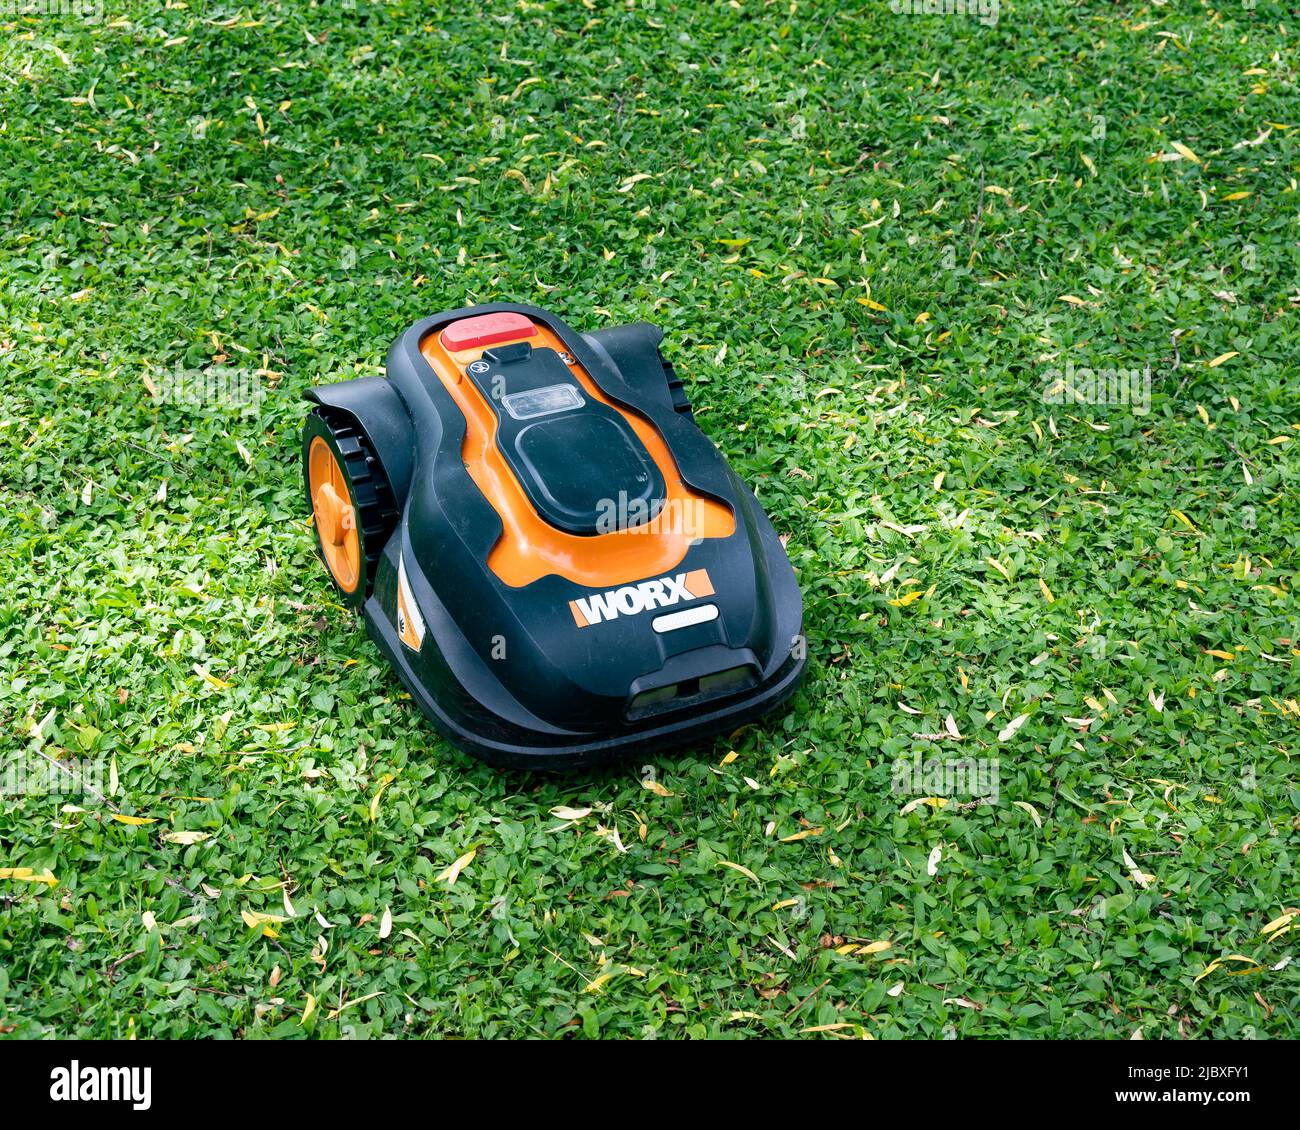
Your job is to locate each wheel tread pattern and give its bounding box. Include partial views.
[308,408,399,601]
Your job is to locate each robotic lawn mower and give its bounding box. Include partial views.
[303,304,805,767]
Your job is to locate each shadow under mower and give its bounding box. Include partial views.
[303,304,805,769]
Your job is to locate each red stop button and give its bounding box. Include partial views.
[441,311,537,352]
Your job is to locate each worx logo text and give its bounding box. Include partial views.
[569,569,714,627]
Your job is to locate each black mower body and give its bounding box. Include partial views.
[305,303,804,768]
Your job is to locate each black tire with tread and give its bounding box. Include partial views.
[303,407,400,606]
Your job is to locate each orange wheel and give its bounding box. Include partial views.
[308,436,362,593]
[302,409,398,605]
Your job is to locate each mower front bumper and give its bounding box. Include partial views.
[365,598,806,771]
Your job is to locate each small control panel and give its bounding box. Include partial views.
[442,317,666,536]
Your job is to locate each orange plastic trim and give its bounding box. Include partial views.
[308,435,361,593]
[420,322,734,588]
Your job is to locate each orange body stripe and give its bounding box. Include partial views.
[420,323,733,588]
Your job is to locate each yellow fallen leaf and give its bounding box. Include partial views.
[856,297,887,312]
[998,713,1030,741]
[161,830,210,845]
[1039,578,1054,604]
[326,991,383,1019]
[369,774,394,823]
[1058,294,1089,306]
[435,848,477,885]
[301,993,316,1025]
[1260,913,1294,937]
[111,814,157,826]
[1171,509,1198,532]
[241,908,288,938]
[985,557,1011,581]
[720,751,738,766]
[718,859,760,883]
[857,940,892,955]
[1194,959,1222,983]
[890,589,924,607]
[1207,351,1238,368]
[583,971,615,994]
[549,805,592,821]
[193,664,231,690]
[617,173,653,193]
[0,867,58,887]
[1194,954,1261,983]
[1204,649,1235,661]
[779,826,823,843]
[1122,848,1153,889]
[1222,191,1251,201]
[1013,800,1042,827]
[1171,141,1201,164]
[1265,435,1291,445]
[898,797,948,816]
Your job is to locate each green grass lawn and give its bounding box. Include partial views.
[2,0,1297,1039]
